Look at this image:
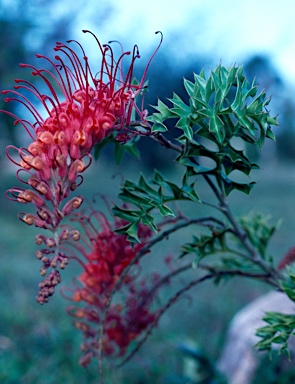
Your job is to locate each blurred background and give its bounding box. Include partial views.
[1,0,295,382]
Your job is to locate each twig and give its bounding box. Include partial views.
[96,216,224,373]
[116,268,276,367]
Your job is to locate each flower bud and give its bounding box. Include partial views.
[70,229,80,241]
[20,213,48,229]
[36,250,43,259]
[46,238,56,248]
[79,352,93,367]
[37,208,53,224]
[60,230,70,240]
[18,189,45,208]
[62,196,83,216]
[68,159,86,182]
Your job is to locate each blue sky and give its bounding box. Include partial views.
[67,0,295,86]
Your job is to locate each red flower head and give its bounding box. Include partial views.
[2,30,162,304]
[64,209,161,365]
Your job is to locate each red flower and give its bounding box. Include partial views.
[64,209,160,365]
[2,30,161,304]
[4,30,151,230]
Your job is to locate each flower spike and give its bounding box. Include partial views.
[2,30,161,303]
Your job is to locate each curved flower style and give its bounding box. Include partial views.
[64,210,161,366]
[2,30,161,303]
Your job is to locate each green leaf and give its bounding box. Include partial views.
[138,174,161,200]
[201,108,225,143]
[183,78,195,97]
[169,93,189,109]
[93,134,116,160]
[150,98,176,119]
[94,133,141,165]
[219,144,259,176]
[114,141,126,164]
[239,213,279,259]
[112,205,141,223]
[266,127,276,141]
[122,139,141,159]
[146,98,175,131]
[222,173,255,196]
[147,64,278,170]
[194,74,207,100]
[181,228,230,262]
[115,221,141,243]
[233,108,256,137]
[175,117,193,140]
[126,222,141,242]
[151,122,168,133]
[153,169,165,184]
[181,183,200,202]
[256,311,295,357]
[157,204,175,216]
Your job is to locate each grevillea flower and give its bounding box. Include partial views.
[63,209,161,366]
[2,30,162,303]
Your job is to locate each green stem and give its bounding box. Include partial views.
[218,196,281,282]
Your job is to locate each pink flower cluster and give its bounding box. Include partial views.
[3,30,165,366]
[2,31,152,302]
[66,211,160,365]
[4,31,146,229]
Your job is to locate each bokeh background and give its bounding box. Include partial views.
[2,0,295,383]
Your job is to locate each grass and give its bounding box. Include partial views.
[1,154,295,383]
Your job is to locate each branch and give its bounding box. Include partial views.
[116,268,274,367]
[218,198,282,284]
[96,216,224,369]
[129,121,281,283]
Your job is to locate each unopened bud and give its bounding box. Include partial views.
[21,214,34,225]
[20,213,48,229]
[30,156,44,170]
[19,190,45,208]
[60,230,70,241]
[68,159,86,182]
[75,321,89,332]
[62,196,83,216]
[48,287,55,295]
[38,131,54,146]
[74,309,86,318]
[70,182,78,191]
[51,260,57,268]
[73,291,82,302]
[46,238,56,248]
[36,296,45,305]
[70,230,80,241]
[79,352,93,367]
[20,155,34,170]
[36,250,43,259]
[38,208,52,223]
[35,235,44,245]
